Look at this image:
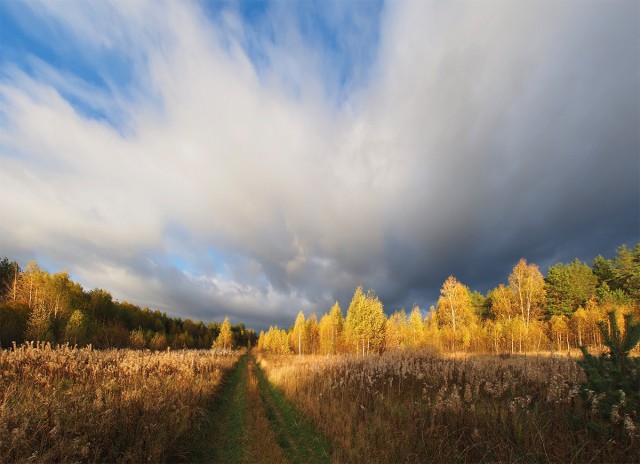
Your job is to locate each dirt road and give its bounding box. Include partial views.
[188,353,330,464]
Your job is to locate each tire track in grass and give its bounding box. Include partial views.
[188,353,330,463]
[187,355,248,464]
[252,355,331,464]
[243,358,290,463]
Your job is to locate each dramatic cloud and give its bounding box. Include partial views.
[1,0,637,329]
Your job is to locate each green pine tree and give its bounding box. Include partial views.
[579,311,640,438]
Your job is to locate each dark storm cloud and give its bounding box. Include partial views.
[0,1,637,330]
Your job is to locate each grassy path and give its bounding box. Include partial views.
[188,352,330,464]
[188,355,248,463]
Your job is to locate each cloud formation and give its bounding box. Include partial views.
[1,0,637,329]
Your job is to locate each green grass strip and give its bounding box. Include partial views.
[252,356,331,464]
[187,354,248,464]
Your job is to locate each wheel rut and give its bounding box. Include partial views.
[188,352,330,464]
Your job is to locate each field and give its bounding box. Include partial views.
[257,350,640,463]
[1,344,639,463]
[0,343,241,463]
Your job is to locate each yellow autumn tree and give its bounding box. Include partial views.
[423,306,441,350]
[290,311,306,355]
[508,259,546,351]
[436,276,477,353]
[407,305,424,349]
[345,286,386,355]
[319,302,344,354]
[306,313,320,354]
[488,284,518,353]
[549,314,570,351]
[385,309,407,351]
[263,326,290,354]
[215,317,233,350]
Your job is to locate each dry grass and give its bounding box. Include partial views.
[257,350,639,463]
[244,358,289,463]
[0,342,241,463]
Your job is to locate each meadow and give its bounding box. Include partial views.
[0,343,241,463]
[257,350,639,463]
[1,342,638,463]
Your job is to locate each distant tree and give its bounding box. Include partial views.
[93,322,130,348]
[306,313,320,354]
[87,289,115,322]
[0,258,20,302]
[26,301,53,342]
[64,309,88,345]
[549,314,570,351]
[596,282,632,306]
[488,284,517,353]
[291,311,306,355]
[263,326,290,354]
[149,332,168,351]
[423,306,441,349]
[345,286,386,355]
[0,302,29,346]
[437,276,476,352]
[611,244,640,301]
[470,291,488,320]
[570,306,588,347]
[592,255,616,288]
[509,259,545,328]
[129,329,146,349]
[407,306,424,349]
[215,317,234,350]
[385,309,407,351]
[318,302,344,354]
[546,259,598,317]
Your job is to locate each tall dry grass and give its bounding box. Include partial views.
[0,342,241,463]
[257,350,639,463]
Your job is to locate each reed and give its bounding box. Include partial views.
[257,350,639,463]
[0,342,241,463]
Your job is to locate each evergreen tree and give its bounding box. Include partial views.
[612,244,640,301]
[546,260,597,317]
[579,312,640,438]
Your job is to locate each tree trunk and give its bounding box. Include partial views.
[331,327,335,354]
[12,263,17,301]
[518,327,522,353]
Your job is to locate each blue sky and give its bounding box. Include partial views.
[0,0,637,330]
[1,0,384,123]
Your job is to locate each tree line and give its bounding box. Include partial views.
[0,260,256,349]
[258,244,640,355]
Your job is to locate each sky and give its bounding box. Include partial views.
[0,0,638,331]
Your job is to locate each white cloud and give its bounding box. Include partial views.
[1,0,637,329]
